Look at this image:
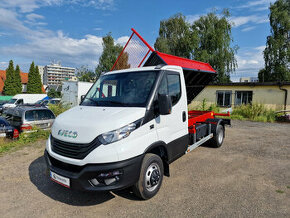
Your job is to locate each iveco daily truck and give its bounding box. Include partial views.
[44,29,230,199]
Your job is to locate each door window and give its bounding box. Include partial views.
[158,75,168,95]
[167,74,181,106]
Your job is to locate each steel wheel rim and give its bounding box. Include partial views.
[218,129,224,144]
[145,163,161,192]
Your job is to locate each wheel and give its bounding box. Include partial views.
[133,153,164,200]
[211,125,225,148]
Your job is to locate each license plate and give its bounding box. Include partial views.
[50,171,70,188]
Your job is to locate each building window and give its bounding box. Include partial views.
[216,91,232,107]
[235,91,253,105]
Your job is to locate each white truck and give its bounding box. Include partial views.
[44,29,230,199]
[61,81,93,107]
[3,94,47,110]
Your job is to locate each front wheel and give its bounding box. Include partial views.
[133,153,164,200]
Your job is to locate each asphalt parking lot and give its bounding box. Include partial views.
[0,120,289,217]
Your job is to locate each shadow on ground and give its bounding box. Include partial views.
[29,156,116,206]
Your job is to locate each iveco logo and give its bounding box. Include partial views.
[58,129,78,138]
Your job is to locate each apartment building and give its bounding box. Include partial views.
[43,63,75,86]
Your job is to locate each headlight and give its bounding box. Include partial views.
[98,119,142,145]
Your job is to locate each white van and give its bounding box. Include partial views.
[3,94,47,110]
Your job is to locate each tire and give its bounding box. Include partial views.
[211,125,225,148]
[133,153,164,200]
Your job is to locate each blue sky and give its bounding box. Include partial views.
[0,0,276,81]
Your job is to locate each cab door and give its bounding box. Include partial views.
[155,71,188,161]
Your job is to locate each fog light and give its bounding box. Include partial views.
[90,178,99,186]
[98,170,123,178]
[104,177,116,185]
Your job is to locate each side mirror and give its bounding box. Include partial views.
[158,94,172,115]
[80,95,85,103]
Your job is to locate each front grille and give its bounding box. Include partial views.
[51,135,102,159]
[48,152,85,172]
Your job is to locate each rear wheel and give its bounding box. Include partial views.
[211,125,224,148]
[133,153,163,200]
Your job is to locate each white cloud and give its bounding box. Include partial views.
[230,15,268,27]
[26,13,45,21]
[0,0,114,13]
[0,0,121,70]
[231,46,266,80]
[235,0,276,11]
[94,27,102,31]
[0,32,104,67]
[186,14,203,24]
[116,36,129,46]
[241,26,256,32]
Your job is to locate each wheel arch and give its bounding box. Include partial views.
[206,118,226,136]
[144,141,170,177]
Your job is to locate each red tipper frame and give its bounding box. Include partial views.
[188,110,230,133]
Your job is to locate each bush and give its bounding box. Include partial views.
[190,99,220,113]
[231,103,276,122]
[0,128,50,154]
[48,103,70,117]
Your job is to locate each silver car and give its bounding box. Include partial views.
[3,106,55,132]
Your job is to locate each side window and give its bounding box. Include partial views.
[25,111,34,121]
[37,110,48,120]
[158,75,168,95]
[16,99,23,105]
[167,74,181,106]
[45,110,55,119]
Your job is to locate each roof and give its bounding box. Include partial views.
[155,51,216,73]
[5,106,50,116]
[208,82,290,86]
[0,69,45,93]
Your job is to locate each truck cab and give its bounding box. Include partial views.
[45,65,229,199]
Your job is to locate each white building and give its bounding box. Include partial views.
[43,63,75,86]
[38,65,44,84]
[239,77,259,83]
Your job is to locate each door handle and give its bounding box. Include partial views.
[182,111,186,122]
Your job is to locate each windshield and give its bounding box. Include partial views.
[81,71,158,107]
[35,100,43,104]
[8,99,17,104]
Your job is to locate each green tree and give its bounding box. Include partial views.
[77,65,96,82]
[259,0,290,82]
[192,10,238,83]
[3,60,17,95]
[96,33,123,74]
[154,11,238,83]
[27,62,43,93]
[47,88,61,98]
[14,65,23,94]
[154,13,197,59]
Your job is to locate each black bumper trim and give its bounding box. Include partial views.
[44,150,144,191]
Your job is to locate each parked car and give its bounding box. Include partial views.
[2,106,56,132]
[0,116,19,139]
[38,98,61,107]
[0,101,9,114]
[2,94,47,111]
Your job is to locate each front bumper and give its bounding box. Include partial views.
[44,150,143,191]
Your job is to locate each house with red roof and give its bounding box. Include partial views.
[0,70,45,94]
